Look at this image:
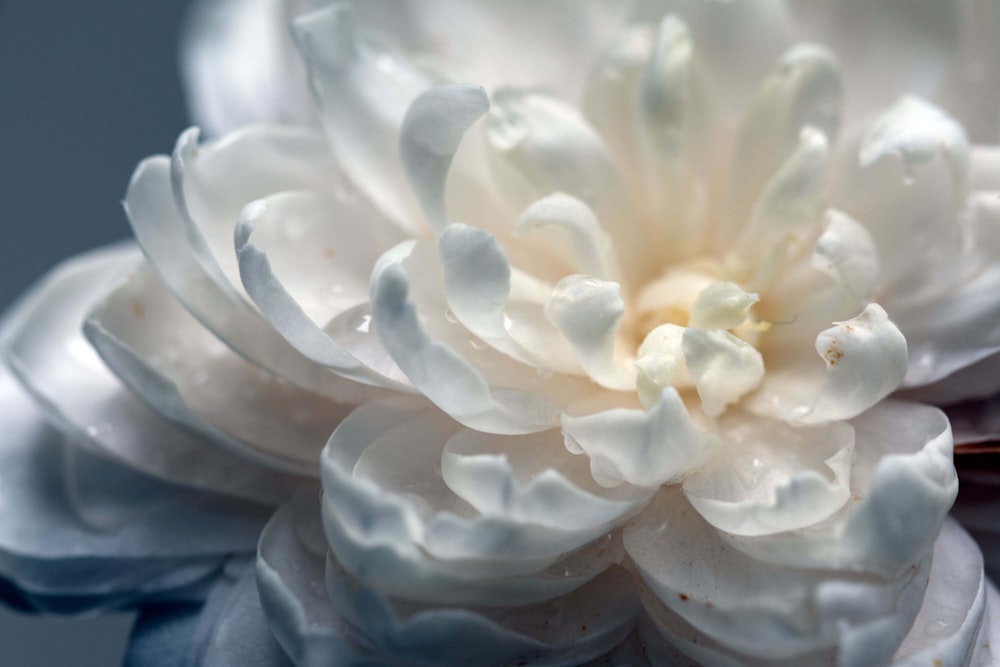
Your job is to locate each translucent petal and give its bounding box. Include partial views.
[441,428,650,531]
[169,124,345,307]
[125,152,373,403]
[682,415,853,536]
[322,400,639,568]
[400,83,490,232]
[291,3,429,233]
[0,351,268,608]
[85,262,352,475]
[235,190,410,389]
[484,88,651,285]
[180,0,315,135]
[562,389,719,489]
[370,241,573,435]
[720,400,956,578]
[257,491,382,666]
[626,489,929,661]
[6,246,303,503]
[722,44,841,241]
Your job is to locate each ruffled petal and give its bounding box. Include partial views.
[562,389,719,489]
[321,399,644,601]
[720,400,956,579]
[626,489,929,662]
[682,414,853,537]
[0,353,268,611]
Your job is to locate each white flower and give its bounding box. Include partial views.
[2,0,1000,665]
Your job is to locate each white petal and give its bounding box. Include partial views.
[891,520,990,667]
[809,209,880,302]
[257,492,379,665]
[683,328,765,417]
[180,0,316,135]
[637,15,712,164]
[168,124,345,308]
[235,190,410,389]
[562,389,719,489]
[370,242,566,435]
[682,415,854,536]
[893,194,1000,388]
[6,246,302,504]
[626,489,930,661]
[720,400,956,578]
[722,44,841,239]
[749,304,908,425]
[689,282,759,331]
[325,550,640,666]
[125,152,372,403]
[739,127,831,279]
[441,428,650,530]
[292,3,429,233]
[0,336,269,609]
[484,89,650,285]
[400,83,490,231]
[545,275,634,390]
[85,262,352,475]
[516,193,619,281]
[353,0,632,102]
[859,95,969,192]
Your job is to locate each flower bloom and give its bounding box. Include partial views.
[3,0,1000,665]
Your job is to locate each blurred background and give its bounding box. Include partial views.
[0,1,194,663]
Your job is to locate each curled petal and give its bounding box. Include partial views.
[370,241,567,434]
[750,304,907,425]
[400,83,490,231]
[562,389,719,489]
[235,190,409,389]
[683,328,765,418]
[546,275,634,390]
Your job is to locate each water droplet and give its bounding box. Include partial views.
[445,308,458,324]
[563,432,584,455]
[355,314,372,334]
[192,369,210,385]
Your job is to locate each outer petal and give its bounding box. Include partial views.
[0,348,268,611]
[626,489,929,662]
[6,246,303,503]
[85,262,352,475]
[320,399,646,607]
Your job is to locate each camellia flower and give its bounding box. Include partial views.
[3,0,1000,665]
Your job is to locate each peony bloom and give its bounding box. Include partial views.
[3,0,1000,665]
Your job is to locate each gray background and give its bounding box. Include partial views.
[1,0,195,664]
